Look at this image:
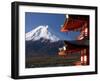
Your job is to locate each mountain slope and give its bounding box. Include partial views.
[26,40,64,56]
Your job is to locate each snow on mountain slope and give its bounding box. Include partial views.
[25,25,60,42]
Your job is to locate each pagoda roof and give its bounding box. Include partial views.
[61,15,89,32]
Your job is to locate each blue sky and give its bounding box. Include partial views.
[25,12,80,40]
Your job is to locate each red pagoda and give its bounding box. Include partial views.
[58,15,89,65]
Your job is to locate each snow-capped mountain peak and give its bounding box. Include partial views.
[26,25,60,42]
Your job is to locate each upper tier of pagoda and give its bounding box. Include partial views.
[61,15,89,32]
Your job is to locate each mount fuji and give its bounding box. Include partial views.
[25,25,63,57]
[26,25,60,42]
